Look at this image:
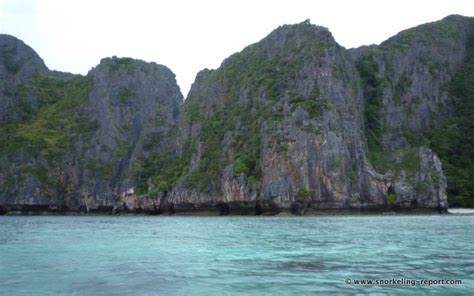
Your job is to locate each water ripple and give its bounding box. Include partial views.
[0,215,472,295]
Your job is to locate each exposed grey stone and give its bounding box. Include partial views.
[1,16,472,214]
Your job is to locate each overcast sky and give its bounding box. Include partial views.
[1,0,473,96]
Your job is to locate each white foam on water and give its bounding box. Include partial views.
[448,208,474,214]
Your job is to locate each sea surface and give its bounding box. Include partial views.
[0,215,473,295]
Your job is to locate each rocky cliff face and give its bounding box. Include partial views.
[1,15,473,215]
[0,40,182,213]
[353,15,474,207]
[136,19,461,214]
[165,22,386,213]
[0,34,48,123]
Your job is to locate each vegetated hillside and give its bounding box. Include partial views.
[0,15,473,215]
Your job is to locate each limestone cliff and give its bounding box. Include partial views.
[353,15,474,207]
[136,20,459,214]
[1,15,473,214]
[0,39,182,213]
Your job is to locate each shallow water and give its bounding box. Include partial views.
[0,215,473,295]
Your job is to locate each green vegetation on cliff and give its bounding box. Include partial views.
[355,52,387,171]
[380,15,465,52]
[135,24,334,195]
[356,18,474,206]
[136,101,265,195]
[355,51,422,178]
[0,74,96,161]
[134,140,194,196]
[0,44,21,74]
[214,23,328,102]
[428,38,474,207]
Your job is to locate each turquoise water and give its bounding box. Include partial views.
[0,215,473,295]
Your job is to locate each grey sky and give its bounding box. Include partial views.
[1,0,473,96]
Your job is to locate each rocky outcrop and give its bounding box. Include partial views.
[0,45,183,213]
[353,15,474,208]
[360,15,472,148]
[0,34,48,123]
[75,57,182,209]
[1,16,473,215]
[136,19,459,214]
